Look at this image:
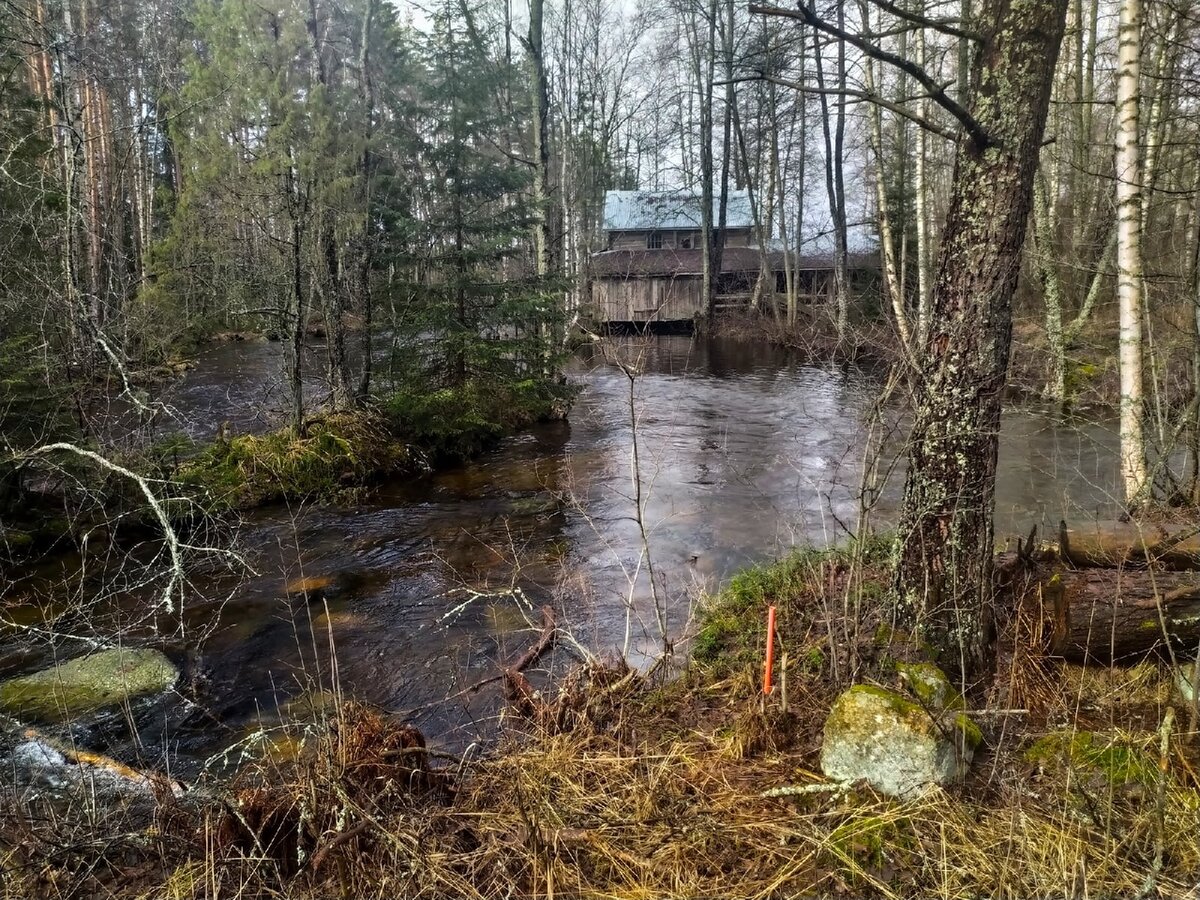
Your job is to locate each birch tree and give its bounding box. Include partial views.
[1116,0,1147,505]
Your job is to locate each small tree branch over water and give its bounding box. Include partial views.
[21,442,186,614]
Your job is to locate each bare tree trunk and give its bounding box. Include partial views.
[712,0,735,320]
[894,0,1069,673]
[1191,185,1200,500]
[913,9,931,344]
[860,3,910,356]
[288,194,307,437]
[698,0,717,320]
[306,0,353,409]
[1034,177,1069,403]
[832,5,848,338]
[527,0,551,278]
[791,38,806,326]
[356,0,377,402]
[809,14,848,339]
[1116,0,1147,505]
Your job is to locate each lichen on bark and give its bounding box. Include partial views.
[892,0,1070,674]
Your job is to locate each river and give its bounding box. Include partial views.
[5,335,1128,769]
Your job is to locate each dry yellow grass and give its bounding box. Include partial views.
[5,544,1200,899]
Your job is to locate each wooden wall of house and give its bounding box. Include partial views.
[592,275,706,321]
[610,231,652,250]
[607,229,754,251]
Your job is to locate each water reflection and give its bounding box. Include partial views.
[7,334,1129,764]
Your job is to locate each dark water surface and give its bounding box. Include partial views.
[6,336,1128,768]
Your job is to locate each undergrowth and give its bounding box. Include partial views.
[691,533,895,674]
[5,542,1200,898]
[181,379,572,510]
[180,411,411,509]
[381,378,573,462]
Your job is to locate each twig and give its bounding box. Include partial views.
[21,443,185,613]
[309,819,375,874]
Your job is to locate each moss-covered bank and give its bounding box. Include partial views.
[181,379,572,510]
[690,534,895,674]
[0,380,574,548]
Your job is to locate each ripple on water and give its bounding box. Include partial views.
[66,335,1128,762]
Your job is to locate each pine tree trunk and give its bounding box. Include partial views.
[894,0,1069,674]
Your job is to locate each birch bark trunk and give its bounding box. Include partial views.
[1115,0,1148,505]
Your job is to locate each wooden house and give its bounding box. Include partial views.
[590,190,877,327]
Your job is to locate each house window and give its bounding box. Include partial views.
[647,231,663,249]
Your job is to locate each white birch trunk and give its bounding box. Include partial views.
[1115,0,1148,504]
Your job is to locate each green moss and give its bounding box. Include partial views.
[840,683,924,718]
[0,648,178,722]
[691,534,894,672]
[0,528,33,550]
[827,813,918,874]
[177,379,572,512]
[895,662,965,711]
[1025,730,1160,786]
[181,412,411,510]
[381,378,573,463]
[827,685,981,750]
[801,645,826,674]
[953,712,983,750]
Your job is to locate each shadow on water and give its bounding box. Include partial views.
[3,334,1128,769]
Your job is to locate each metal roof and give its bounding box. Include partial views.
[603,190,755,232]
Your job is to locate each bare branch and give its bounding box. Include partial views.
[21,443,184,614]
[748,2,991,148]
[717,75,960,142]
[867,0,980,41]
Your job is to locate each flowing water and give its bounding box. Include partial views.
[5,335,1128,768]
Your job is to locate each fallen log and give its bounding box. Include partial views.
[1057,521,1200,571]
[1042,568,1200,663]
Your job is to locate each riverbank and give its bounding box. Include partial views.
[6,541,1198,898]
[713,307,1196,414]
[1,377,574,559]
[180,378,573,511]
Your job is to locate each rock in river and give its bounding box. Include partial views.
[0,648,178,722]
[820,682,981,799]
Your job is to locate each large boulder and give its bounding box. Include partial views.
[0,648,178,722]
[820,683,981,799]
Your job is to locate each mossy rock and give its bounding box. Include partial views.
[0,527,33,551]
[0,648,178,722]
[1025,730,1159,787]
[821,684,980,799]
[895,662,965,711]
[507,495,562,517]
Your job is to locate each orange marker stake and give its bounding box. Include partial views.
[762,605,777,695]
